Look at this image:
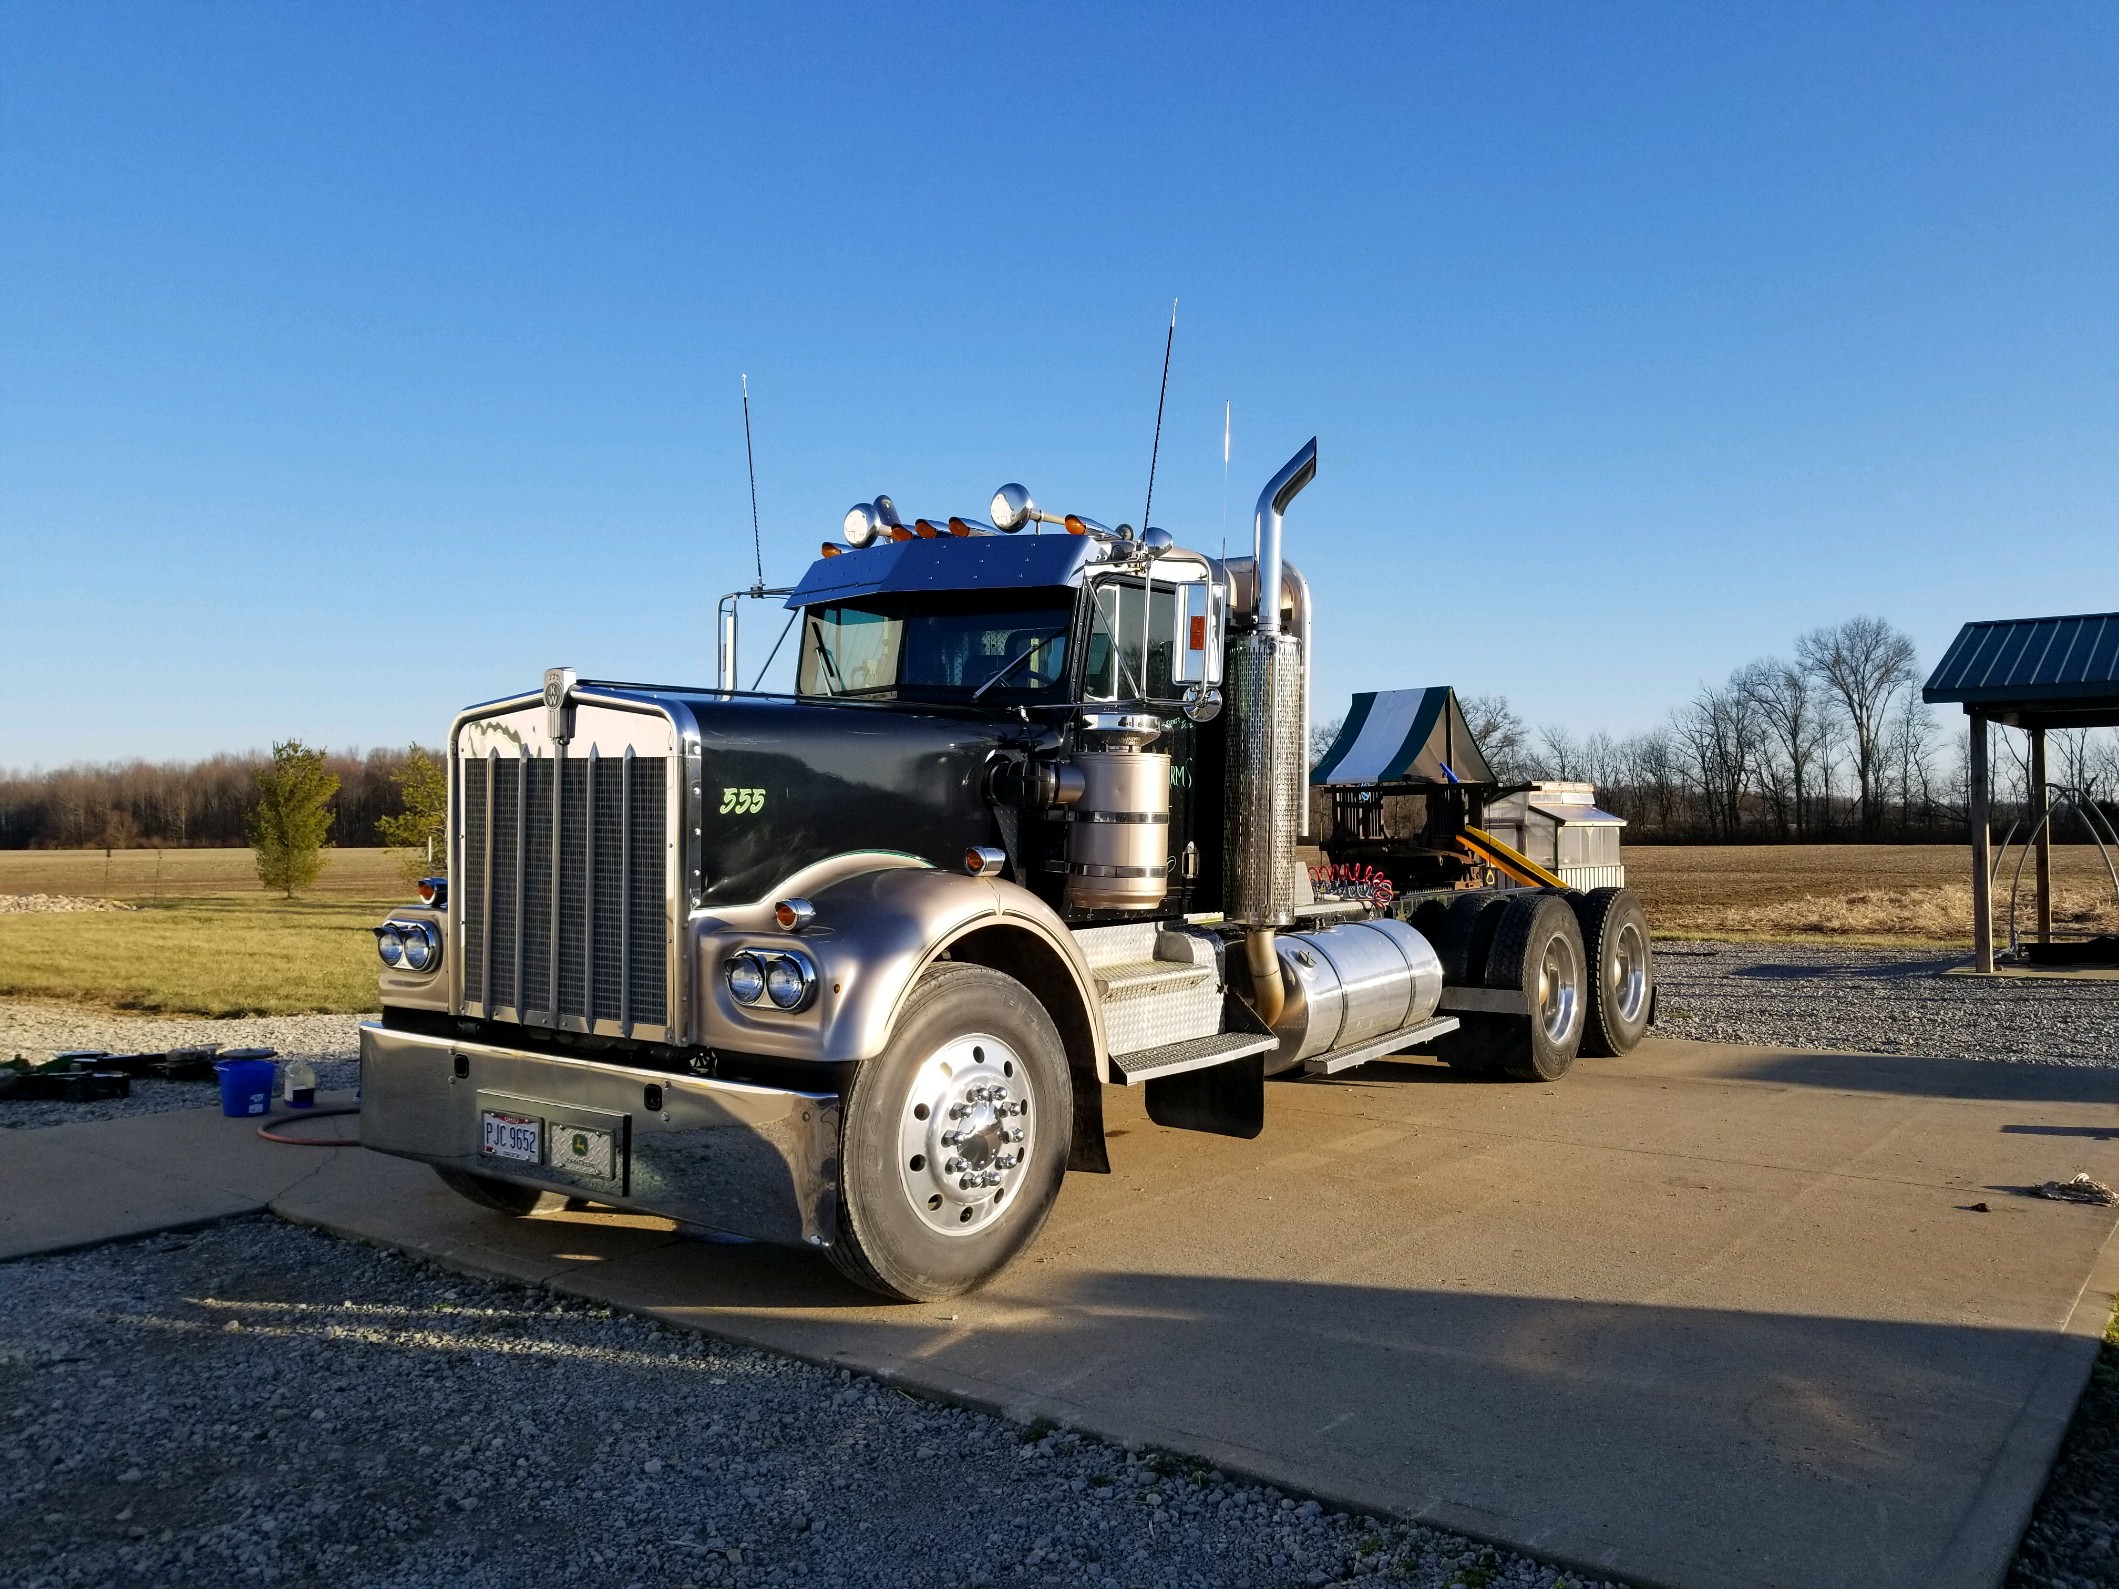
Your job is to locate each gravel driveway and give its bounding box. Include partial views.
[1652,941,2119,1064]
[1,1004,364,1131]
[0,1218,1610,1589]
[5,947,2115,1587]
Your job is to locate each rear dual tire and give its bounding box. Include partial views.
[1432,891,1589,1082]
[1572,887,1654,1057]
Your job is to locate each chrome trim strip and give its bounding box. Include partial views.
[549,740,563,1024]
[621,744,635,1037]
[513,743,527,1019]
[479,747,496,1018]
[584,743,598,1024]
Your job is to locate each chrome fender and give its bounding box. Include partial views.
[691,861,1108,1077]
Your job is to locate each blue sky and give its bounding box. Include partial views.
[5,3,2116,767]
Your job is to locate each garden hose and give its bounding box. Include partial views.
[255,1106,361,1146]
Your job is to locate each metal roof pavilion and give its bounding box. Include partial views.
[1924,611,2119,728]
[1922,609,2119,972]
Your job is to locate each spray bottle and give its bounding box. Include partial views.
[280,1054,316,1110]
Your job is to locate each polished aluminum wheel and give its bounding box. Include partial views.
[1608,918,1650,1025]
[1536,932,1582,1046]
[897,1033,1034,1237]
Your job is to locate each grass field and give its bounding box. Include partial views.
[3,842,2116,1017]
[0,848,410,1017]
[1626,843,2119,946]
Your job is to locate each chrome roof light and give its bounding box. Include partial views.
[989,483,1034,533]
[843,502,884,548]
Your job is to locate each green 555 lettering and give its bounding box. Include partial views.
[719,787,766,815]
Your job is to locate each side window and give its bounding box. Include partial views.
[1083,580,1182,701]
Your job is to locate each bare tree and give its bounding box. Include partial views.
[1797,616,1919,838]
[1534,724,1582,781]
[1459,693,1529,782]
[1740,658,1826,838]
[1674,674,1764,839]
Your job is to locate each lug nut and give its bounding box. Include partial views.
[958,1175,977,1191]
[982,1170,1002,1186]
[944,1157,965,1173]
[940,1130,961,1147]
[948,1103,969,1120]
[1004,1128,1024,1144]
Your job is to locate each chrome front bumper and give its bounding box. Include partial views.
[358,1023,840,1248]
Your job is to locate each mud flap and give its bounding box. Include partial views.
[1144,1051,1266,1139]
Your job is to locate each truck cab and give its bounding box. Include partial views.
[358,442,1656,1300]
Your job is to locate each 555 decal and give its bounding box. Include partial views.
[719,787,767,815]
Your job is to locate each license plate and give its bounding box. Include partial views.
[549,1124,615,1179]
[481,1110,542,1163]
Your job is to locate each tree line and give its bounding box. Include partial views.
[0,746,444,855]
[1335,615,2119,843]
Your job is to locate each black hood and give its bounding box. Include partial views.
[674,694,1031,906]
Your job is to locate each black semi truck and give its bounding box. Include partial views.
[359,441,1655,1300]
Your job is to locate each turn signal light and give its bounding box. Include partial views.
[416,877,448,908]
[1064,514,1089,536]
[964,846,1006,877]
[773,898,816,931]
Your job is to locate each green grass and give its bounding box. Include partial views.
[0,896,392,1016]
[0,848,414,1016]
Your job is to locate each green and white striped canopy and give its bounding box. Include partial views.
[1311,687,1496,788]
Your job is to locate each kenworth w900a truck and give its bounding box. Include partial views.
[359,441,1656,1300]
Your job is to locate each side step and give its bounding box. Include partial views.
[1302,1016,1462,1077]
[1110,1031,1278,1086]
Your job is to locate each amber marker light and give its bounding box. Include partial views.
[1064,515,1089,536]
[914,519,941,538]
[948,517,973,537]
[774,898,816,931]
[820,542,842,557]
[890,526,913,542]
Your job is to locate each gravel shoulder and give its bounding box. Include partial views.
[0,1002,366,1131]
[0,1217,1614,1589]
[1651,940,2119,1064]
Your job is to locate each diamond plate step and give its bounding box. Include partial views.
[1093,959,1216,998]
[1109,1031,1278,1085]
[1301,1016,1462,1077]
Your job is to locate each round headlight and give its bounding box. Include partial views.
[375,926,403,968]
[765,953,815,1010]
[725,952,767,1005]
[400,922,436,973]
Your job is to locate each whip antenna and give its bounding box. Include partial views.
[741,373,763,588]
[1220,399,1231,562]
[1142,298,1176,534]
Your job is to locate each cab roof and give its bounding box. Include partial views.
[785,534,1101,609]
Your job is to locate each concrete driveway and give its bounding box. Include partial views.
[9,1036,2118,1589]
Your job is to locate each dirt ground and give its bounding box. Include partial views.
[1627,843,2119,945]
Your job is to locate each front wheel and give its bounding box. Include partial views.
[828,963,1073,1301]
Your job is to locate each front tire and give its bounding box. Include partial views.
[828,963,1073,1301]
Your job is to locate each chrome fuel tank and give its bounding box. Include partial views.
[1270,917,1443,1067]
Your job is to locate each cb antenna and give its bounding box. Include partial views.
[1142,298,1176,535]
[741,373,763,589]
[1220,399,1231,563]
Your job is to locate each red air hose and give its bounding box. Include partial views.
[255,1107,361,1146]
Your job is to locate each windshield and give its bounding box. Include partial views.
[797,590,1074,704]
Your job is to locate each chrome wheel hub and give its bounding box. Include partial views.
[1536,933,1581,1045]
[1609,920,1649,1024]
[898,1034,1033,1237]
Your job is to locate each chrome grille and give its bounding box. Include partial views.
[460,747,670,1033]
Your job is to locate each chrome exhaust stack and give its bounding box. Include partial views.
[1225,439,1318,1027]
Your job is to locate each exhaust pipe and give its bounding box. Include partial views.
[1227,439,1318,1029]
[1252,439,1317,637]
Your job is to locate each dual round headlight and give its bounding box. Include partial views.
[375,920,440,974]
[725,949,816,1011]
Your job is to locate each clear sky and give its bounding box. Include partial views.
[5,3,2116,768]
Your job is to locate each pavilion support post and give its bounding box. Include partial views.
[2030,726,2052,945]
[1969,711,1993,973]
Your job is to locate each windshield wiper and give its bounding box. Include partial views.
[972,634,1060,702]
[813,635,848,694]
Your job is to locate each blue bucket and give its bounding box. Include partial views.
[213,1055,276,1117]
